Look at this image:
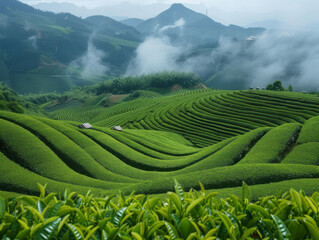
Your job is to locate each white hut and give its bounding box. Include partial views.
[111,126,123,131]
[78,123,93,129]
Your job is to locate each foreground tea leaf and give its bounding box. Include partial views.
[112,207,127,227]
[297,215,319,239]
[35,217,61,240]
[165,221,179,239]
[84,226,99,240]
[67,223,84,240]
[271,214,290,240]
[174,179,185,205]
[179,218,195,239]
[131,231,143,240]
[146,221,165,238]
[186,198,203,215]
[0,197,5,219]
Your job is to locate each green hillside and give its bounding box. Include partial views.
[1,90,319,199]
[0,82,46,115]
[0,0,142,93]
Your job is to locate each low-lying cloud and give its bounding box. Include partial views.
[24,20,32,31]
[71,34,109,78]
[160,18,185,33]
[0,15,7,28]
[126,36,183,75]
[28,35,38,49]
[126,18,188,75]
[208,31,319,91]
[126,24,319,91]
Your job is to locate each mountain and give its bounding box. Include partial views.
[121,18,145,28]
[85,16,142,42]
[0,1,267,94]
[33,2,92,18]
[136,3,265,43]
[0,0,142,93]
[247,19,287,30]
[33,2,170,20]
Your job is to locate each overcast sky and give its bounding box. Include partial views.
[20,0,319,11]
[20,0,319,29]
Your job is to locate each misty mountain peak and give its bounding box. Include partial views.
[136,2,265,45]
[169,3,187,10]
[167,3,195,16]
[154,3,203,25]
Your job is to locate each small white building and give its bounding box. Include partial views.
[111,126,123,131]
[78,123,93,129]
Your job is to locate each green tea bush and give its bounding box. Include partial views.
[0,100,24,113]
[0,152,104,196]
[123,164,319,195]
[0,118,123,190]
[1,183,319,240]
[238,123,301,164]
[34,117,139,184]
[0,112,134,184]
[297,116,319,144]
[283,142,319,165]
[175,128,270,172]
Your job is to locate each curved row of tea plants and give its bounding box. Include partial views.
[50,90,319,147]
[1,107,319,197]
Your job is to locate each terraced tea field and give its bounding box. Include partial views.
[1,90,319,198]
[52,90,319,147]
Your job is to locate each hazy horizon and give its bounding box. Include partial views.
[20,0,319,30]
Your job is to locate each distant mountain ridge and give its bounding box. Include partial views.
[121,18,145,28]
[33,2,90,17]
[136,3,265,43]
[0,0,38,14]
[0,0,266,94]
[33,2,170,19]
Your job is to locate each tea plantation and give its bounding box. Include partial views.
[1,90,319,199]
[2,89,319,239]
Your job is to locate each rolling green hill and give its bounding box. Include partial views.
[0,0,142,93]
[1,90,319,199]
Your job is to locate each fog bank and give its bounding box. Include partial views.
[127,27,319,91]
[71,34,109,78]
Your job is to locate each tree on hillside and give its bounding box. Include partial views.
[266,80,285,91]
[288,84,293,92]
